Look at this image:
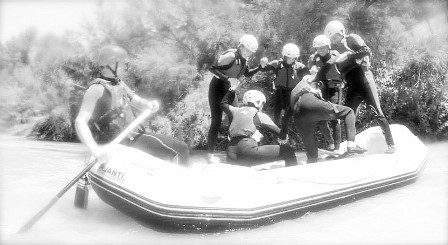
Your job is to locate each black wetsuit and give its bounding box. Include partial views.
[263,59,305,124]
[208,49,261,153]
[285,77,356,163]
[334,34,395,147]
[308,51,343,149]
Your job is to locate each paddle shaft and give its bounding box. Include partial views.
[17,109,153,233]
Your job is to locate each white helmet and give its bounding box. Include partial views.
[282,43,300,58]
[313,35,331,48]
[243,90,266,110]
[98,45,128,67]
[238,34,259,53]
[324,20,345,38]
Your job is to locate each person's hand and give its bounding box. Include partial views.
[260,57,268,68]
[90,144,112,163]
[251,130,263,143]
[146,100,160,113]
[228,78,240,91]
[309,65,319,75]
[310,88,322,99]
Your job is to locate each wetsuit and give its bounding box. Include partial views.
[334,34,395,147]
[81,77,189,166]
[220,90,297,167]
[285,76,356,163]
[263,59,306,124]
[308,51,343,149]
[208,49,262,153]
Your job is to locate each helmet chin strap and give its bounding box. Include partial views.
[102,62,120,83]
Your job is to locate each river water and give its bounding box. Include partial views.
[0,133,447,245]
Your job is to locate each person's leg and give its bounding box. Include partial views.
[328,86,342,149]
[330,119,341,150]
[207,77,230,153]
[273,88,284,124]
[235,138,298,166]
[318,120,335,149]
[297,93,364,155]
[361,70,395,150]
[129,132,190,166]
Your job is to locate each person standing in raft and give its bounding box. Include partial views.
[282,73,367,164]
[207,34,267,163]
[323,20,396,154]
[262,43,306,126]
[75,45,190,166]
[220,89,298,167]
[307,35,344,152]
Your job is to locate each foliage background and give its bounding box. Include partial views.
[1,0,447,150]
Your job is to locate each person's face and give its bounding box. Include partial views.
[285,56,296,65]
[240,46,255,58]
[316,46,330,56]
[330,33,344,45]
[101,62,127,78]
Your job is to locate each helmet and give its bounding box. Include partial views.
[313,35,331,48]
[242,90,266,110]
[238,34,259,53]
[324,20,345,38]
[98,45,128,67]
[282,43,300,58]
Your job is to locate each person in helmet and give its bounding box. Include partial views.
[324,20,396,154]
[220,89,298,167]
[207,34,267,163]
[282,72,367,163]
[75,45,190,166]
[308,35,343,152]
[262,43,306,125]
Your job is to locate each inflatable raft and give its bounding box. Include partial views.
[87,124,428,229]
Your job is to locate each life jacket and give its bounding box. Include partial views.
[309,51,342,81]
[273,59,301,89]
[212,49,248,79]
[228,106,259,138]
[87,78,135,144]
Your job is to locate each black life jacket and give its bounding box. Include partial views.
[88,78,134,144]
[211,49,248,79]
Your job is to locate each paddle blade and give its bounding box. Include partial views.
[74,175,89,209]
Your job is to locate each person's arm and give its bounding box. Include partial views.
[209,52,236,81]
[345,34,372,60]
[75,85,104,158]
[254,112,281,135]
[244,63,262,77]
[220,90,237,116]
[119,81,160,112]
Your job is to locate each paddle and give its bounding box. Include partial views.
[17,109,153,233]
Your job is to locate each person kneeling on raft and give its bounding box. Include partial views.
[220,89,298,167]
[282,75,367,163]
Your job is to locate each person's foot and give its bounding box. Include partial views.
[385,145,396,154]
[346,145,367,155]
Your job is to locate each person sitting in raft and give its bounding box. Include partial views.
[307,34,344,152]
[75,45,190,166]
[281,72,367,163]
[220,89,298,167]
[261,43,306,126]
[207,34,268,164]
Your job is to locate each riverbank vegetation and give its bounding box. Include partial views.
[1,0,447,150]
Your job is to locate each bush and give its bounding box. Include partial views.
[30,112,77,141]
[364,52,448,140]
